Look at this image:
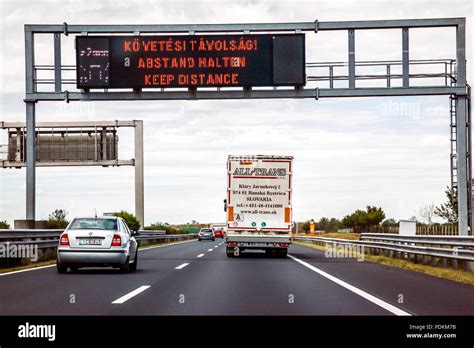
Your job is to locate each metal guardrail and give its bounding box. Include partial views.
[294,234,474,268]
[0,229,197,249]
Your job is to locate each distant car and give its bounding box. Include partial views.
[56,216,139,274]
[198,228,215,241]
[213,228,224,238]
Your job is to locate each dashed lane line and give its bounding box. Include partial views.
[175,263,189,270]
[112,285,151,304]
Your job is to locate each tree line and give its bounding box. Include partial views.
[300,186,458,233]
[0,186,459,232]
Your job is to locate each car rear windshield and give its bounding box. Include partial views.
[69,218,118,230]
[201,229,212,233]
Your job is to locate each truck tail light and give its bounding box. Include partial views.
[280,243,288,247]
[60,233,69,246]
[284,207,291,223]
[227,206,234,222]
[228,242,237,247]
[112,234,122,247]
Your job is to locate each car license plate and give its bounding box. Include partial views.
[79,238,102,246]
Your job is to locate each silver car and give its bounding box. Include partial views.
[56,216,139,273]
[198,228,215,241]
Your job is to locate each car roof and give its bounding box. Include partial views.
[72,216,119,220]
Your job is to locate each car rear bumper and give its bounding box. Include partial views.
[198,235,214,240]
[57,249,128,266]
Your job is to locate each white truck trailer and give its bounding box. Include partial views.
[225,155,293,258]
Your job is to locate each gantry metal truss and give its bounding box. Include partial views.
[1,120,144,229]
[21,18,471,234]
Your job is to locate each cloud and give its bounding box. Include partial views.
[0,0,472,226]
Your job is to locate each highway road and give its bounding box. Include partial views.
[0,240,473,315]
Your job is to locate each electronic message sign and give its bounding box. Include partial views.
[76,34,305,89]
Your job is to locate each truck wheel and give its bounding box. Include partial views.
[226,247,234,257]
[278,249,288,258]
[265,249,276,257]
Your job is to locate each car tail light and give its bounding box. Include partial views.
[60,233,69,246]
[228,242,237,247]
[280,243,288,247]
[112,234,122,246]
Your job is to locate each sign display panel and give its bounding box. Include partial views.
[76,34,305,89]
[76,37,110,87]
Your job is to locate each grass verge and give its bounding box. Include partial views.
[294,241,474,286]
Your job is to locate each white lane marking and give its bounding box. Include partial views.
[214,245,218,248]
[0,239,197,278]
[112,285,151,304]
[288,255,412,316]
[0,264,55,277]
[208,249,213,252]
[197,254,205,258]
[175,263,189,270]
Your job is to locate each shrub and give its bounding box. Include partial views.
[145,223,188,234]
[46,209,69,229]
[113,211,141,231]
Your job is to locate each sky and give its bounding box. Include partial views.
[0,0,473,226]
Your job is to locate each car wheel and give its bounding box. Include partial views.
[212,238,215,241]
[198,238,201,241]
[120,257,131,273]
[57,262,67,274]
[130,250,138,272]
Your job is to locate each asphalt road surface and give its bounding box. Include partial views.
[0,240,473,315]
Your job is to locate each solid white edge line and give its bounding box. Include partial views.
[175,263,189,270]
[197,254,205,258]
[112,285,151,304]
[0,239,197,277]
[0,264,56,277]
[288,254,412,316]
